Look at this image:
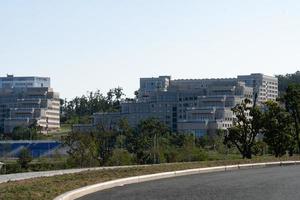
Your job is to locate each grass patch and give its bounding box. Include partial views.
[1,156,300,200]
[38,124,72,141]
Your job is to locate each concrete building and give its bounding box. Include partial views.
[238,73,278,104]
[0,75,60,133]
[0,75,50,89]
[139,76,171,99]
[74,73,277,137]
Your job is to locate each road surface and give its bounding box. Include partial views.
[79,165,300,200]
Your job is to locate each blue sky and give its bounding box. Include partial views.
[1,0,300,99]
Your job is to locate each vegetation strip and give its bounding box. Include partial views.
[1,157,299,200]
[0,165,152,184]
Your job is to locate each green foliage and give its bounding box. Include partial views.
[6,120,43,140]
[64,132,100,167]
[252,140,267,156]
[107,149,134,166]
[11,126,37,140]
[1,160,71,174]
[283,84,300,153]
[262,101,294,157]
[95,130,118,166]
[178,134,208,162]
[116,118,134,150]
[65,115,91,125]
[163,146,181,163]
[198,130,229,154]
[277,71,300,94]
[2,162,22,174]
[61,88,124,124]
[63,118,212,167]
[17,148,32,169]
[224,99,263,159]
[134,118,170,164]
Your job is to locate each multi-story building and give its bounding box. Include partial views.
[74,73,278,136]
[237,73,278,104]
[138,76,171,99]
[0,75,60,133]
[0,75,50,89]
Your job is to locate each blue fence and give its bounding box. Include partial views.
[0,140,63,158]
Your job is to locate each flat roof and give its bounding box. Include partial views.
[0,75,50,80]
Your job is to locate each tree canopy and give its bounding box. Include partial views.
[61,87,124,124]
[224,99,263,159]
[276,71,300,95]
[262,101,294,157]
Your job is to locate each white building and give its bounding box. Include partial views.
[238,73,278,104]
[139,76,171,99]
[75,73,278,137]
[0,75,50,89]
[0,75,60,133]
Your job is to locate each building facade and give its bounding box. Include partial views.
[0,75,50,89]
[74,73,278,137]
[237,73,278,104]
[0,75,60,133]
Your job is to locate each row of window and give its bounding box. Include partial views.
[179,97,198,101]
[223,123,232,128]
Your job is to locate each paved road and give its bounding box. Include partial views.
[79,165,300,200]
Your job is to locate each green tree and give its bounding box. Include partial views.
[262,101,293,157]
[277,71,300,94]
[284,84,300,153]
[224,99,263,159]
[252,140,267,156]
[116,118,133,150]
[134,118,169,164]
[64,132,100,167]
[62,88,125,125]
[179,134,208,162]
[107,149,134,166]
[198,130,228,154]
[11,125,38,140]
[18,148,32,169]
[95,130,118,166]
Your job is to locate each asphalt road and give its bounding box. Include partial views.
[78,165,300,200]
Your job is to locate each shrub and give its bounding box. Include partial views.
[107,149,134,166]
[179,147,208,162]
[17,148,33,169]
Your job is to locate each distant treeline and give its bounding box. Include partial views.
[277,71,300,94]
[60,87,125,124]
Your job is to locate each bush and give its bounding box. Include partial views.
[18,148,32,169]
[1,163,22,174]
[252,141,267,156]
[107,149,135,166]
[1,160,74,174]
[164,147,181,163]
[179,147,208,162]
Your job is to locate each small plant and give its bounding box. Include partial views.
[18,148,33,169]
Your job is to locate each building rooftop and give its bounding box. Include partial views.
[0,74,50,79]
[174,78,236,81]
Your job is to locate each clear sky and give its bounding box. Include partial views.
[0,0,299,99]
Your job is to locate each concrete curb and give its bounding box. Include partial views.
[54,160,300,200]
